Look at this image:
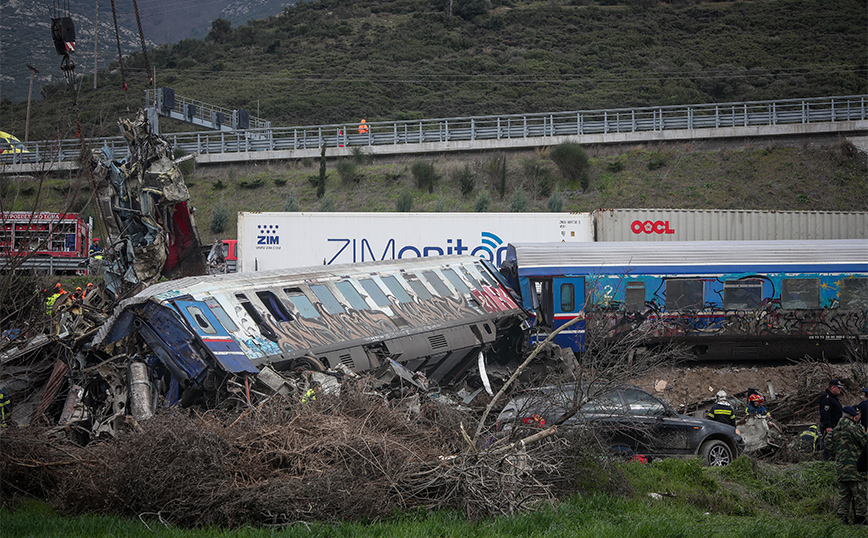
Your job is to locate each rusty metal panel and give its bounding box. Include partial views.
[594,209,868,241]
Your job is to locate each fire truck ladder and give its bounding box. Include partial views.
[145,88,271,139]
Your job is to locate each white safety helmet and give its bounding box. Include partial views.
[716,390,728,401]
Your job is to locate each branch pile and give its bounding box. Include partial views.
[1,379,610,527]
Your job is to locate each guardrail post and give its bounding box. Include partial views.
[471,118,475,141]
[603,111,608,134]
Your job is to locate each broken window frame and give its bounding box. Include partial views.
[422,270,453,297]
[236,293,279,341]
[403,273,433,301]
[256,290,294,322]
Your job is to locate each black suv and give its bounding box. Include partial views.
[495,384,744,466]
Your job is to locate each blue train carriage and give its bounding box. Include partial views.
[500,240,868,361]
[95,255,527,405]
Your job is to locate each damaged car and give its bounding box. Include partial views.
[495,383,744,466]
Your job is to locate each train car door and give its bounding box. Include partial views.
[174,300,259,374]
[553,277,585,352]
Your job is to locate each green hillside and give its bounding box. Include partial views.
[1,0,865,141]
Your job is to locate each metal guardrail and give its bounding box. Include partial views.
[1,256,88,275]
[144,89,271,133]
[3,95,866,170]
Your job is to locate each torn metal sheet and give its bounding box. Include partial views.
[90,109,205,299]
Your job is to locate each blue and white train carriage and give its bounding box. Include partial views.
[96,255,526,404]
[500,240,868,361]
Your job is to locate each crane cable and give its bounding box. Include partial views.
[131,0,153,86]
[108,0,129,95]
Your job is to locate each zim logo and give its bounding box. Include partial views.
[631,220,675,235]
[257,224,280,245]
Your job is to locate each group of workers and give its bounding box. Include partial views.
[706,379,868,525]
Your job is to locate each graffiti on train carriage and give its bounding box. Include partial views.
[501,240,868,361]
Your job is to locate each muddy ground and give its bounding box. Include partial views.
[627,361,867,430]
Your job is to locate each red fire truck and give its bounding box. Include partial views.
[0,212,92,259]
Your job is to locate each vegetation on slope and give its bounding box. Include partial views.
[1,0,865,142]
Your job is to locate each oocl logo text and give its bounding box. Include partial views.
[631,220,675,235]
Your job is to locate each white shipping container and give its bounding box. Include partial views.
[238,212,593,272]
[594,209,868,241]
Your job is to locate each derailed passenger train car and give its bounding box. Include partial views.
[500,240,868,361]
[94,255,527,405]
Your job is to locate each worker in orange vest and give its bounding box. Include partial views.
[358,119,369,134]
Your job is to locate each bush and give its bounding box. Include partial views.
[474,190,491,212]
[396,190,414,212]
[607,159,624,172]
[411,161,438,193]
[550,142,590,191]
[547,190,563,212]
[337,159,360,185]
[210,202,230,233]
[284,190,299,212]
[351,147,372,165]
[213,179,226,191]
[273,177,288,187]
[509,189,528,212]
[453,165,475,196]
[647,153,667,170]
[238,178,264,189]
[319,195,335,212]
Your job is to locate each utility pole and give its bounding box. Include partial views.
[94,2,98,89]
[25,64,39,143]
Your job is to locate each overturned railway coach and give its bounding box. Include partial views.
[500,240,868,361]
[95,255,526,404]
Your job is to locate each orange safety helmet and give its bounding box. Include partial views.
[75,287,82,292]
[749,393,765,404]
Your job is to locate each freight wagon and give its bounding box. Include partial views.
[500,240,868,361]
[95,255,527,405]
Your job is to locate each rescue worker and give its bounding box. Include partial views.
[0,391,10,427]
[796,425,823,453]
[827,406,868,525]
[45,283,65,316]
[358,119,369,134]
[302,382,320,404]
[856,388,868,429]
[73,286,83,301]
[83,282,94,298]
[88,238,103,259]
[746,392,771,419]
[821,379,845,460]
[707,390,736,427]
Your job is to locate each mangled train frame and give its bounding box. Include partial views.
[93,255,528,408]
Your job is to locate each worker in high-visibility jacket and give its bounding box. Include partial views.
[88,238,103,259]
[706,390,736,427]
[0,392,11,427]
[45,283,66,316]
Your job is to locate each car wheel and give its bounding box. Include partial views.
[700,439,733,466]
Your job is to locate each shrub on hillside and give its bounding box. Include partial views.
[210,202,230,234]
[550,142,590,192]
[474,190,491,212]
[396,190,414,212]
[411,161,438,193]
[547,190,563,212]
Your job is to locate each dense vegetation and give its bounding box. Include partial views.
[1,0,865,141]
[2,458,847,536]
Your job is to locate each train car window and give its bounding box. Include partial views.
[235,294,279,341]
[256,291,294,322]
[403,274,433,300]
[781,279,820,309]
[723,280,763,310]
[459,267,483,291]
[283,289,320,318]
[664,279,704,310]
[381,275,412,303]
[185,306,217,334]
[423,270,453,297]
[474,263,497,286]
[205,298,238,331]
[360,278,391,307]
[561,283,575,312]
[311,285,345,314]
[336,281,369,310]
[624,282,645,312]
[442,268,471,294]
[839,278,868,310]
